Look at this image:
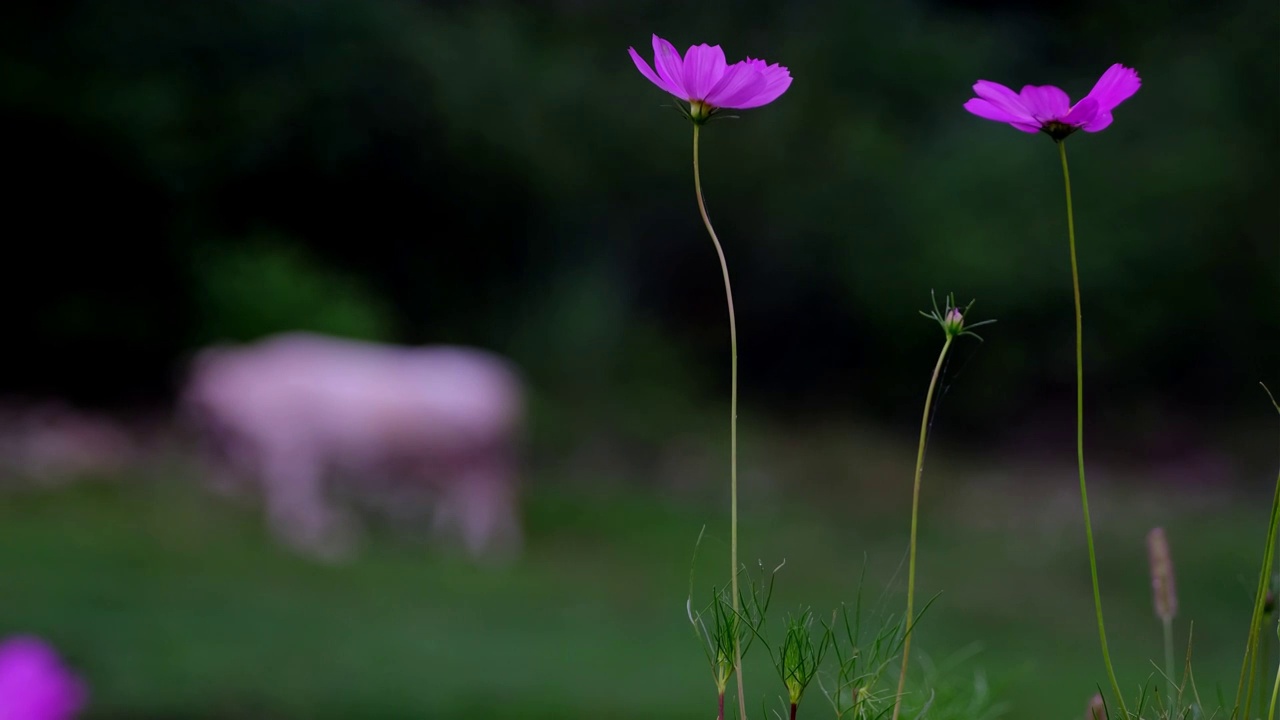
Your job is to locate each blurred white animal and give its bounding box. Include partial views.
[179,332,525,562]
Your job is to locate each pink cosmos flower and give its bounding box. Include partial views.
[0,636,87,720]
[629,34,791,122]
[963,64,1141,139]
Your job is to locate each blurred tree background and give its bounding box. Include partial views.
[2,0,1276,446]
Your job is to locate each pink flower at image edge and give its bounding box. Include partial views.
[0,636,87,720]
[963,64,1140,137]
[629,34,791,117]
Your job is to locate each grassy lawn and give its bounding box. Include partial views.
[1,431,1275,719]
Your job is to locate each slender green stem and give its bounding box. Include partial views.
[1239,381,1280,717]
[890,333,954,720]
[1239,387,1280,719]
[1237,467,1280,719]
[1163,617,1175,705]
[1269,652,1280,720]
[1261,622,1272,714]
[694,123,745,720]
[1058,140,1128,717]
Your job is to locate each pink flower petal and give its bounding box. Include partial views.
[628,46,684,98]
[963,97,1028,124]
[0,636,87,720]
[1081,63,1141,114]
[963,98,1039,132]
[725,58,791,109]
[1061,96,1100,128]
[651,35,687,99]
[972,80,1035,123]
[1018,84,1071,121]
[1081,111,1114,133]
[681,43,727,101]
[703,62,766,109]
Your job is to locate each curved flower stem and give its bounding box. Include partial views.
[1059,140,1128,717]
[693,123,746,720]
[890,333,954,720]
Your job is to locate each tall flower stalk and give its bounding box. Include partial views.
[692,119,748,717]
[630,34,791,719]
[891,295,992,720]
[964,63,1140,717]
[1058,138,1127,716]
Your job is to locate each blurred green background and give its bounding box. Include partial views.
[1,0,1277,717]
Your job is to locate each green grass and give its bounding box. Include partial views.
[0,436,1273,719]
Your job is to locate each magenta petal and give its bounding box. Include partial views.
[651,35,687,99]
[704,62,766,108]
[726,59,791,108]
[963,97,1029,124]
[0,636,87,720]
[1018,84,1071,121]
[681,43,727,100]
[629,46,684,98]
[1081,111,1114,133]
[1061,96,1099,127]
[1081,63,1141,114]
[972,81,1035,122]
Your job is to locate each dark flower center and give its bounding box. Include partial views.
[1041,120,1079,141]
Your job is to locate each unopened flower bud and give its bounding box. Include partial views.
[778,612,825,706]
[942,307,964,336]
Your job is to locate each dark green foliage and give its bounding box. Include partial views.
[0,1,1273,427]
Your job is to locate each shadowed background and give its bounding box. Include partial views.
[1,0,1278,717]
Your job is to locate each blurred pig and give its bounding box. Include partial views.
[179,332,525,562]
